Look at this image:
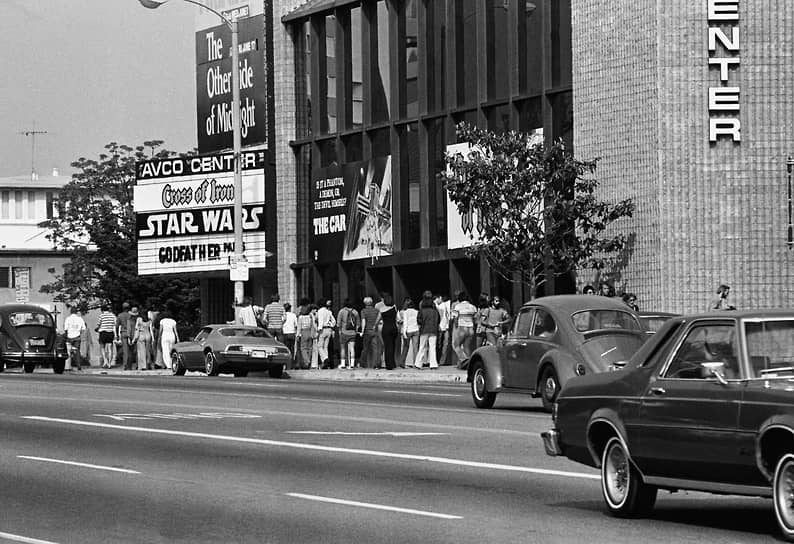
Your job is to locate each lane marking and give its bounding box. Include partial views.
[383,391,460,397]
[0,532,60,544]
[286,493,462,519]
[286,431,448,436]
[22,417,598,480]
[17,455,140,475]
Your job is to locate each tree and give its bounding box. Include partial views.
[442,124,635,297]
[41,141,201,327]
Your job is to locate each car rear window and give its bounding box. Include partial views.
[218,328,271,338]
[571,310,641,333]
[8,311,53,328]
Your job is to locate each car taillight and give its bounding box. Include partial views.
[575,363,586,376]
[552,403,558,425]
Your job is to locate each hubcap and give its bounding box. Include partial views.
[605,443,629,506]
[544,375,557,400]
[205,355,214,374]
[778,460,794,529]
[474,370,486,399]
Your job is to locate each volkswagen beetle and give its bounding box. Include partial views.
[467,295,646,411]
[0,303,68,374]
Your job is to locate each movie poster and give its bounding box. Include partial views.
[310,156,393,263]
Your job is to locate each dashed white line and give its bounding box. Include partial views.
[286,493,462,519]
[0,531,60,544]
[17,455,140,475]
[286,431,447,436]
[22,416,599,480]
[383,390,461,397]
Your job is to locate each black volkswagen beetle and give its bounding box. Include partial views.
[0,304,68,374]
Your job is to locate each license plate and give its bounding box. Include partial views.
[251,350,267,358]
[29,338,45,346]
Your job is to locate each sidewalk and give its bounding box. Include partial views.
[79,365,467,384]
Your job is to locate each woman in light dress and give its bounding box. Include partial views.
[133,310,154,370]
[159,312,179,369]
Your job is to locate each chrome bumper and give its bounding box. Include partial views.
[541,429,563,457]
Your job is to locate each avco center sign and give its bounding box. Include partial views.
[134,151,268,275]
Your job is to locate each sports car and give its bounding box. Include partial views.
[171,324,291,378]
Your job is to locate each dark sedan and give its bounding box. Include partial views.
[171,324,291,378]
[0,303,68,374]
[542,310,794,541]
[468,295,647,411]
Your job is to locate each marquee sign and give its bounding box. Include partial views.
[134,150,268,276]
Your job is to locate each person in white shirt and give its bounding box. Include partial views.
[282,303,298,361]
[315,298,336,368]
[451,292,478,370]
[434,294,451,366]
[64,306,86,371]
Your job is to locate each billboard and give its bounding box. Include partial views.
[134,150,268,275]
[310,156,393,263]
[196,14,266,153]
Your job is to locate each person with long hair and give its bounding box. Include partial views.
[415,291,440,369]
[379,294,398,370]
[133,310,154,370]
[159,311,179,370]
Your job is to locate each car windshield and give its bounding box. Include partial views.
[8,311,53,328]
[571,310,641,333]
[218,328,272,338]
[745,319,794,378]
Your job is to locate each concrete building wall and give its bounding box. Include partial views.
[273,0,305,307]
[574,0,794,313]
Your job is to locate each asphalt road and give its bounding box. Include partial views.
[0,371,781,543]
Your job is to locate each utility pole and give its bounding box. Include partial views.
[19,125,48,179]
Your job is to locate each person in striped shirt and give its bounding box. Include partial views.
[96,304,116,369]
[262,294,285,342]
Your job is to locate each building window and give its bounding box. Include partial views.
[342,133,363,163]
[15,191,23,219]
[324,14,337,134]
[425,0,446,113]
[487,1,510,100]
[1,191,8,219]
[369,127,391,156]
[455,0,479,107]
[296,20,313,139]
[350,6,363,129]
[372,0,392,123]
[28,191,36,219]
[520,0,543,95]
[318,138,338,167]
[427,117,448,244]
[403,0,419,118]
[550,0,572,89]
[400,123,420,249]
[0,267,31,289]
[46,192,54,219]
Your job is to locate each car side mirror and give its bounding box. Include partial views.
[701,361,728,385]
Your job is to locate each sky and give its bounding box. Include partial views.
[0,0,199,178]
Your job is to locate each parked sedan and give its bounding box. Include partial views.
[542,310,794,541]
[171,324,291,378]
[0,303,68,374]
[468,295,647,411]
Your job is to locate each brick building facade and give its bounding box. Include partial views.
[573,1,794,313]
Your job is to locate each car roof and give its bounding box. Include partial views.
[203,324,263,329]
[0,303,52,314]
[520,294,636,313]
[671,309,794,322]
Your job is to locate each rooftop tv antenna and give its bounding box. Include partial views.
[19,123,48,180]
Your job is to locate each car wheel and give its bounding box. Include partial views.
[268,365,283,379]
[172,352,186,376]
[205,351,219,376]
[234,369,249,378]
[23,361,35,374]
[52,359,65,374]
[601,436,657,518]
[470,361,496,409]
[774,454,794,541]
[540,366,560,413]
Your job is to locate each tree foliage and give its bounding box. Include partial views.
[41,141,201,326]
[442,124,635,295]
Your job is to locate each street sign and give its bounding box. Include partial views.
[229,256,249,282]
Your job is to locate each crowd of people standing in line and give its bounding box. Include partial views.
[240,290,514,371]
[61,301,182,371]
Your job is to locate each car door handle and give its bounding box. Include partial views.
[650,387,666,395]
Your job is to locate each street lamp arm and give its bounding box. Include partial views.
[138,0,233,29]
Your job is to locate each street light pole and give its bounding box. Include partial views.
[139,0,246,310]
